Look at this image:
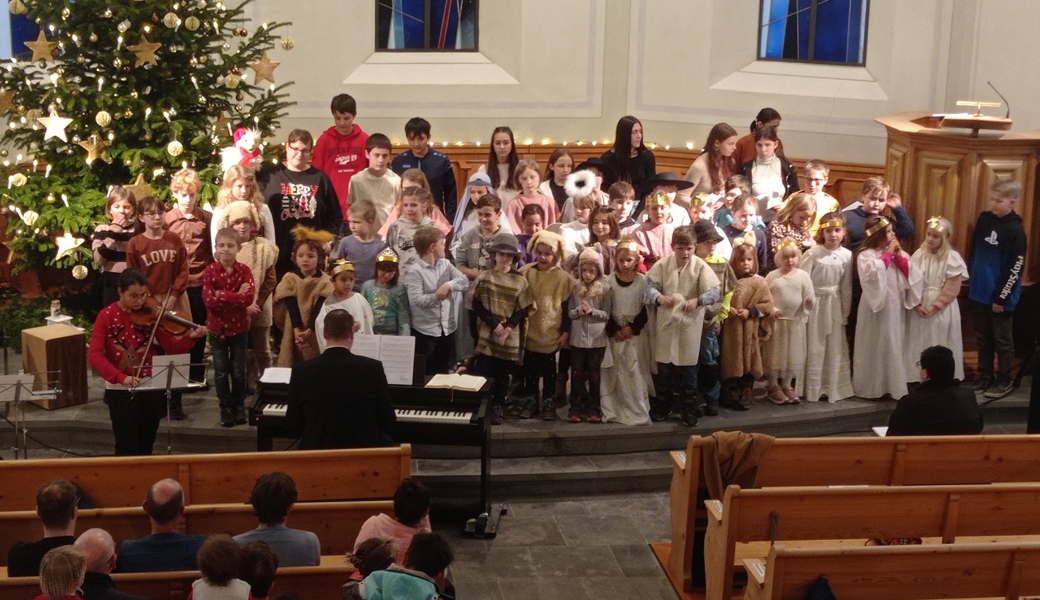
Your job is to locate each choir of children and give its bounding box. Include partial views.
[87,109,1024,433]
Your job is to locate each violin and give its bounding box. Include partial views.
[130,295,199,335]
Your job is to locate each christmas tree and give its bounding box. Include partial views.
[0,0,294,276]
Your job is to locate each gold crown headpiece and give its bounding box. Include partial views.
[376,248,400,264]
[329,258,355,277]
[926,216,949,236]
[617,235,639,253]
[644,190,672,206]
[865,216,891,238]
[690,193,715,208]
[818,219,844,230]
[776,238,799,252]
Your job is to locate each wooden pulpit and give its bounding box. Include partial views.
[875,112,1040,283]
[21,323,88,409]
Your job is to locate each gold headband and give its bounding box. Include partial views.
[776,238,798,252]
[329,258,355,277]
[926,216,949,236]
[691,193,714,208]
[644,191,672,206]
[376,248,400,264]
[865,217,891,238]
[617,235,639,254]
[818,219,844,230]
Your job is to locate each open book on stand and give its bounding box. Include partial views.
[425,373,487,392]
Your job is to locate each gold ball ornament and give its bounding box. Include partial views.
[89,33,98,43]
[46,193,56,204]
[166,140,183,157]
[0,149,6,157]
[95,110,111,127]
[72,264,88,279]
[163,12,180,28]
[281,36,294,51]
[184,16,200,31]
[8,0,27,15]
[113,57,123,68]
[25,108,40,122]
[224,73,241,89]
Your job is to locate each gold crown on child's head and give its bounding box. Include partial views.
[376,248,400,264]
[691,193,714,208]
[926,216,949,236]
[644,191,672,206]
[818,219,844,230]
[617,235,639,253]
[865,216,891,238]
[329,258,355,277]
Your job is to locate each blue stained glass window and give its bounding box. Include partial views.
[377,0,478,51]
[759,0,868,65]
[1,12,39,61]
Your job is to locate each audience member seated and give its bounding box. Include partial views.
[35,545,87,600]
[342,537,397,600]
[118,479,205,572]
[233,472,320,567]
[74,528,148,600]
[8,479,79,576]
[887,345,984,436]
[190,535,250,600]
[240,541,279,600]
[360,532,454,600]
[354,478,432,561]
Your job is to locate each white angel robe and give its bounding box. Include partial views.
[904,248,969,382]
[764,268,814,380]
[799,244,853,402]
[599,273,653,425]
[852,248,920,399]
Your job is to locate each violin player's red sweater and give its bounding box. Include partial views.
[88,301,197,384]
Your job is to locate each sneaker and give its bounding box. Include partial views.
[567,410,582,423]
[504,401,523,418]
[233,405,247,425]
[984,379,1014,399]
[974,376,994,394]
[768,386,788,405]
[219,408,235,428]
[541,399,557,421]
[703,402,719,417]
[518,398,538,419]
[782,386,800,402]
[649,405,672,422]
[680,410,699,426]
[490,405,504,425]
[587,408,602,424]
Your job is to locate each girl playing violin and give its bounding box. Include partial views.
[87,268,208,456]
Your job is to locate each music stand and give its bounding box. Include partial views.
[125,354,205,455]
[0,370,59,459]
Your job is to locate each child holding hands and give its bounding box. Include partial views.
[763,240,814,404]
[203,228,256,427]
[600,237,652,425]
[273,226,334,367]
[720,233,775,410]
[566,248,612,423]
[472,231,534,424]
[799,211,853,403]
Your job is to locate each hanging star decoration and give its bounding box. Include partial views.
[125,173,152,199]
[248,51,280,85]
[55,232,85,261]
[78,136,111,163]
[128,35,162,67]
[2,241,19,266]
[24,31,57,63]
[38,107,74,142]
[0,90,15,116]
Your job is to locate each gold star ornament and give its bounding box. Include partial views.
[24,31,56,63]
[248,51,280,85]
[0,90,15,116]
[125,173,152,199]
[55,231,85,261]
[128,35,162,68]
[38,107,74,143]
[78,137,111,163]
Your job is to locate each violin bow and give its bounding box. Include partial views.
[130,283,176,394]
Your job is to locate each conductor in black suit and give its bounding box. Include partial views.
[287,309,396,449]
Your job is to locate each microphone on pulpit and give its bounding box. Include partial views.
[987,81,1011,119]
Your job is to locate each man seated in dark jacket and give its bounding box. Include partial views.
[7,479,78,576]
[118,479,205,571]
[888,345,984,436]
[75,528,148,600]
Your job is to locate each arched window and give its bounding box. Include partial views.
[1,11,38,61]
[759,0,868,65]
[376,0,478,51]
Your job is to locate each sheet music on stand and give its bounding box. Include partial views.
[105,354,193,391]
[350,334,416,386]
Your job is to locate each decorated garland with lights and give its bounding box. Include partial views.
[0,0,294,275]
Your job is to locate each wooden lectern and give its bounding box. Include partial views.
[875,112,1040,283]
[21,323,88,409]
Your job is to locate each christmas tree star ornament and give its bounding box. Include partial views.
[2,241,19,265]
[25,31,57,63]
[79,137,110,163]
[126,173,152,199]
[248,51,280,84]
[38,107,74,142]
[128,35,162,67]
[0,90,15,115]
[55,231,85,260]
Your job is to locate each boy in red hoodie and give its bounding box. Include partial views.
[312,93,369,218]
